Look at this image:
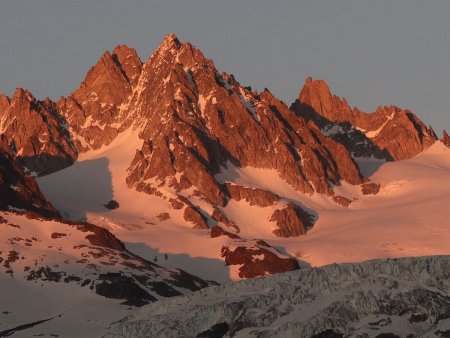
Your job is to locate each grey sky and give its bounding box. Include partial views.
[1,0,449,133]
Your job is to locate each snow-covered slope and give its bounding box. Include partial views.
[38,130,450,282]
[107,255,450,338]
[37,127,237,283]
[0,211,212,337]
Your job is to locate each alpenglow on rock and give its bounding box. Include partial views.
[292,77,436,160]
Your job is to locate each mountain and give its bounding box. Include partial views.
[292,77,437,160]
[1,33,450,336]
[107,255,450,338]
[1,34,446,282]
[34,34,401,282]
[124,34,364,204]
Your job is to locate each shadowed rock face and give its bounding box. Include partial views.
[0,135,59,217]
[292,77,436,161]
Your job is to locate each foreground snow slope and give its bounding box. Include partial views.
[0,211,211,337]
[107,255,450,338]
[38,128,450,280]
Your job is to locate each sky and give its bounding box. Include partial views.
[1,0,449,134]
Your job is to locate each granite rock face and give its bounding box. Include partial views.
[292,77,436,161]
[107,255,450,337]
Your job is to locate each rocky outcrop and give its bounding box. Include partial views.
[183,206,209,229]
[443,129,450,146]
[221,241,300,279]
[211,208,240,233]
[361,182,381,195]
[0,136,59,217]
[210,225,240,239]
[0,89,77,175]
[270,204,311,237]
[107,255,450,337]
[224,183,280,207]
[292,77,436,161]
[332,195,353,207]
[210,225,300,278]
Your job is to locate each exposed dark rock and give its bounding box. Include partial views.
[156,212,170,221]
[332,195,352,207]
[443,130,450,146]
[196,322,230,338]
[221,240,300,278]
[104,200,120,210]
[183,206,209,229]
[51,232,67,239]
[312,330,343,338]
[95,273,156,306]
[211,208,239,233]
[224,183,280,207]
[0,135,60,217]
[361,182,381,195]
[210,226,239,239]
[270,204,312,237]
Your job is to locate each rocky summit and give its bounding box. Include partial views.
[292,77,436,160]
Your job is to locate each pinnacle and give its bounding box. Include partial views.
[112,44,136,58]
[159,33,181,51]
[442,129,450,146]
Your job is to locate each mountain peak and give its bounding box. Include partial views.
[159,33,181,52]
[111,44,143,86]
[443,129,450,146]
[298,76,334,116]
[293,77,436,161]
[12,87,35,102]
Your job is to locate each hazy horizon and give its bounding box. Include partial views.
[1,0,449,133]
